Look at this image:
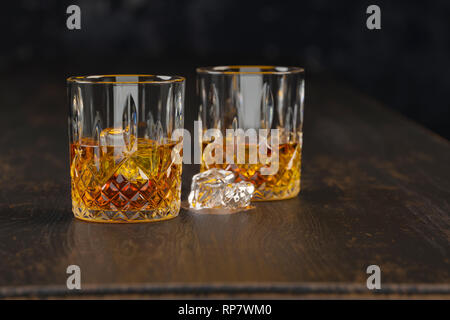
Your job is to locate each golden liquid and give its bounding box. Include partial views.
[201,140,301,201]
[70,135,182,223]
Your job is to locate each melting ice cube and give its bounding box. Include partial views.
[100,127,137,153]
[100,128,126,147]
[188,168,255,210]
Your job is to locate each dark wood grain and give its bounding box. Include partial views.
[0,70,448,298]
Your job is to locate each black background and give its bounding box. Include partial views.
[2,0,449,139]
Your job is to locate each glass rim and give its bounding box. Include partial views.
[196,65,304,75]
[66,74,186,84]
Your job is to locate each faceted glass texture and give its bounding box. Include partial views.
[197,66,305,201]
[68,75,185,223]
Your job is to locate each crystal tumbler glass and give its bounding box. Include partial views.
[197,66,304,201]
[68,75,185,222]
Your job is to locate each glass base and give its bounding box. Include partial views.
[252,182,301,201]
[72,202,180,223]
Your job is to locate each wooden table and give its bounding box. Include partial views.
[0,70,448,299]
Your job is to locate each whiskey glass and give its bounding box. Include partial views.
[197,66,304,201]
[68,75,185,222]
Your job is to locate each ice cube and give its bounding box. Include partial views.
[100,128,126,147]
[188,168,255,210]
[222,181,255,210]
[100,127,137,153]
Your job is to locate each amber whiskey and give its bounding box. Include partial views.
[70,134,182,223]
[201,140,301,201]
